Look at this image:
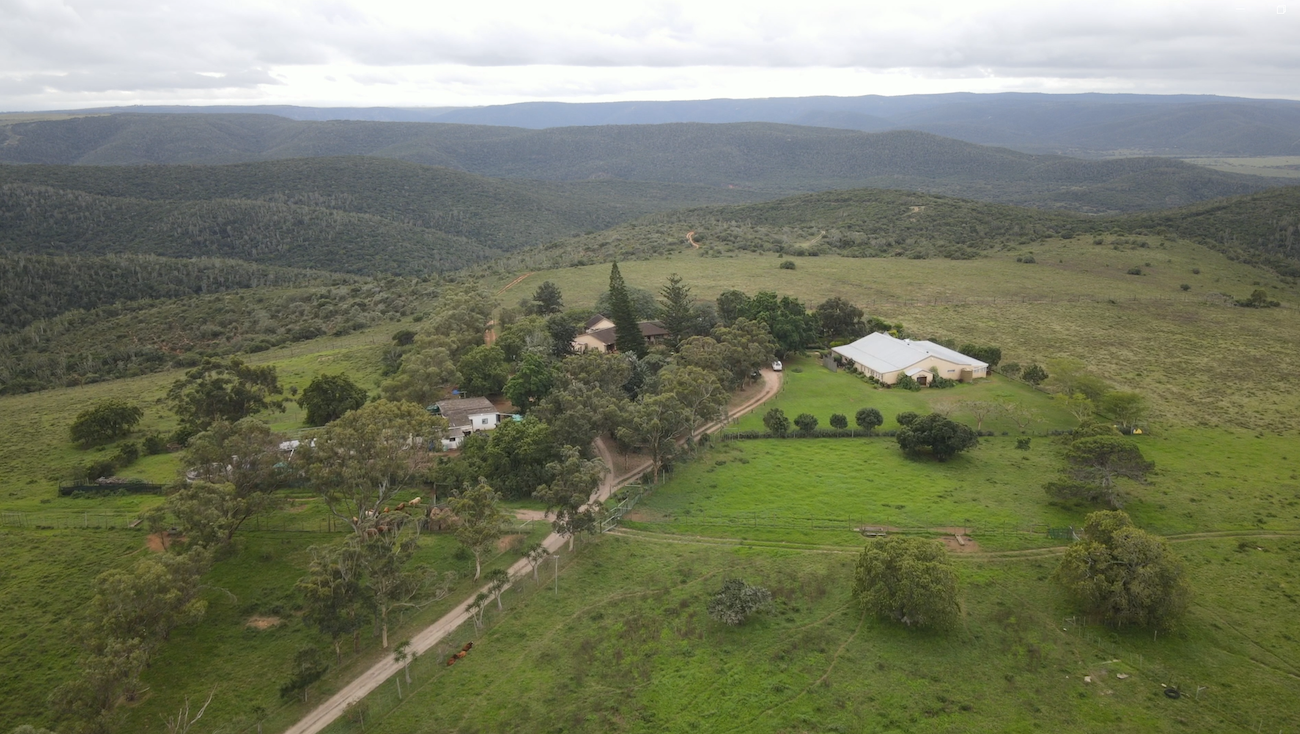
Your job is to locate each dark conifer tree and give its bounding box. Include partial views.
[608,263,647,357]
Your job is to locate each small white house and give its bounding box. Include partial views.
[433,396,502,450]
[831,333,988,385]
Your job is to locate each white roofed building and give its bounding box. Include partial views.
[831,333,988,386]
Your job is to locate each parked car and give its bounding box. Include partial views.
[772,360,783,372]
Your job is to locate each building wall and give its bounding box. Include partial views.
[572,334,609,353]
[846,355,986,384]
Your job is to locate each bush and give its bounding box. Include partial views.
[1015,437,1032,450]
[794,413,819,434]
[1180,283,1191,291]
[140,432,166,455]
[1126,267,1142,275]
[707,578,773,626]
[894,374,921,391]
[779,260,796,270]
[855,407,883,433]
[895,411,919,427]
[112,442,141,468]
[829,413,848,430]
[762,408,789,437]
[1021,364,1048,385]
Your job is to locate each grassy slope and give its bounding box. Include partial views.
[323,534,1300,734]
[509,235,1300,431]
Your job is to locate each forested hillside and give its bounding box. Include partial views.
[0,254,349,332]
[0,278,432,394]
[0,115,1276,212]
[0,158,765,273]
[0,182,488,274]
[489,185,1300,278]
[1120,186,1300,276]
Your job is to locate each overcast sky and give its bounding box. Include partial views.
[2,0,1297,111]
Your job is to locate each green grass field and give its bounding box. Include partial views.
[728,357,1076,434]
[317,532,1300,734]
[5,228,1300,733]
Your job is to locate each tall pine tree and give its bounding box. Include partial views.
[608,262,648,357]
[658,273,696,350]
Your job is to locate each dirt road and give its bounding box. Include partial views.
[283,369,782,734]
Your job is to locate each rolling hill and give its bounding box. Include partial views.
[0,115,1278,212]
[60,92,1300,157]
[0,158,766,274]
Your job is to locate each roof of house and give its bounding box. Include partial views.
[580,321,669,346]
[831,333,987,374]
[585,314,611,330]
[434,396,497,428]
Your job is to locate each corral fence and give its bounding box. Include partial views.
[600,483,647,533]
[1,511,141,530]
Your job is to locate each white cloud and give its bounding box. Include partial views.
[0,0,1296,109]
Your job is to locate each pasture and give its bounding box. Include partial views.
[317,532,1300,734]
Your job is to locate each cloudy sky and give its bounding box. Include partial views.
[2,0,1297,111]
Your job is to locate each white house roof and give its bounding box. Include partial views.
[832,333,987,374]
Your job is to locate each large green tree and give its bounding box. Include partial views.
[607,262,648,357]
[456,344,510,396]
[299,373,369,426]
[853,536,960,629]
[299,400,444,532]
[503,353,555,415]
[896,413,979,461]
[535,446,607,550]
[69,400,143,447]
[529,281,564,315]
[618,392,690,482]
[814,297,866,342]
[658,273,699,348]
[167,357,282,434]
[380,343,457,407]
[1054,510,1191,630]
[448,480,510,580]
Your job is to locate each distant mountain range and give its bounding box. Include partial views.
[0,116,1275,213]
[48,92,1300,157]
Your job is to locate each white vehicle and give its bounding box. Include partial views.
[772,360,783,372]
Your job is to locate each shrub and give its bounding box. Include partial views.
[894,374,921,391]
[763,408,790,436]
[794,413,819,434]
[999,362,1022,379]
[855,407,883,433]
[1015,437,1032,450]
[779,260,796,270]
[707,578,773,626]
[1126,267,1142,275]
[142,432,168,455]
[829,413,848,430]
[1191,268,1201,274]
[895,411,919,427]
[1021,364,1048,385]
[1180,283,1191,291]
[112,442,141,468]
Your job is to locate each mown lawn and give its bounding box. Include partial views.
[321,533,1300,734]
[729,357,1076,435]
[626,438,1072,549]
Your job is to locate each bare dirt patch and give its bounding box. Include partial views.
[512,509,548,522]
[145,532,184,552]
[497,534,525,552]
[246,616,282,630]
[937,531,981,553]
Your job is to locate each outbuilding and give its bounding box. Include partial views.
[831,333,988,386]
[432,396,502,450]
